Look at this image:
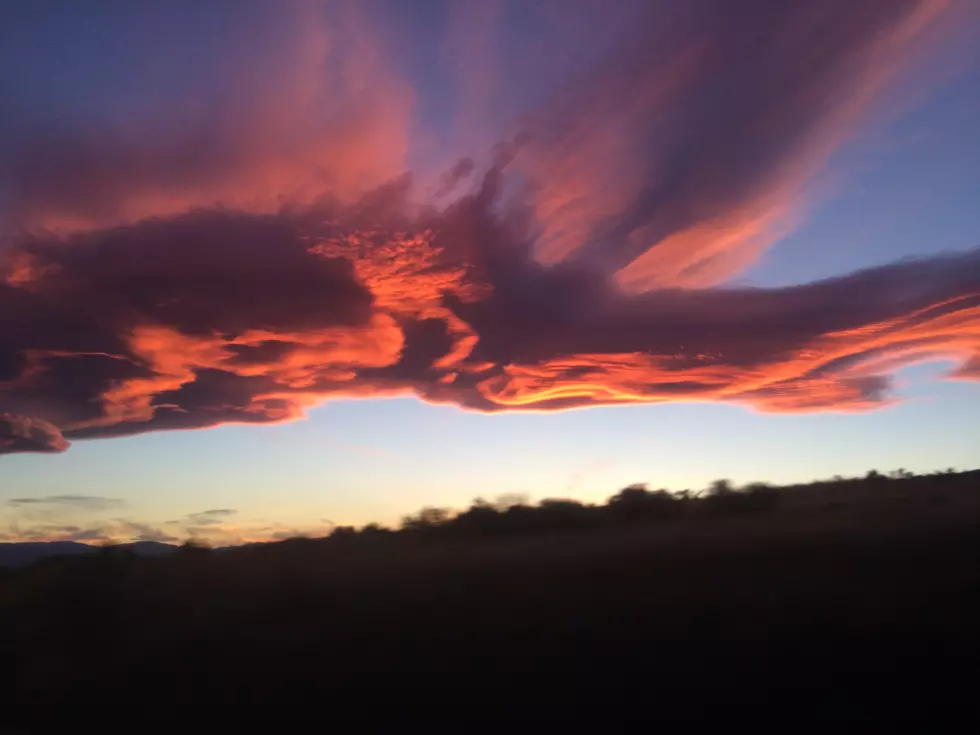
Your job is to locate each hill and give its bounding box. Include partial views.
[0,539,176,567]
[2,468,978,720]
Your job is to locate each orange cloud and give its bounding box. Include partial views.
[469,295,980,414]
[3,168,978,452]
[1,0,977,456]
[0,512,335,547]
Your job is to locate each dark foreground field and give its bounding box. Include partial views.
[3,470,980,722]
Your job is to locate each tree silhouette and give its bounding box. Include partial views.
[401,506,451,530]
[709,478,734,496]
[608,484,682,522]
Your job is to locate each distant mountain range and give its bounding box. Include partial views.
[0,540,177,567]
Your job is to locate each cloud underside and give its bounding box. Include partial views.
[1,0,977,455]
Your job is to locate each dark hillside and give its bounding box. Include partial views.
[3,469,979,721]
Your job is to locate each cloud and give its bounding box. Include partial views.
[1,207,391,436]
[7,495,123,511]
[2,176,976,448]
[0,0,411,235]
[186,509,239,526]
[2,494,177,543]
[120,522,180,544]
[0,413,69,454]
[0,519,178,544]
[0,502,315,546]
[446,249,980,412]
[0,0,976,455]
[518,0,950,288]
[180,520,334,546]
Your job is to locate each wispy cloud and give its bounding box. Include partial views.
[0,519,178,545]
[0,0,410,236]
[185,509,239,526]
[8,495,124,511]
[1,501,332,546]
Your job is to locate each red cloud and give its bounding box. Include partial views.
[1,0,977,455]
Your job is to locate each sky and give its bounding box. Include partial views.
[1,0,979,546]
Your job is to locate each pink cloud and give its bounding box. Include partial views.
[2,0,977,456]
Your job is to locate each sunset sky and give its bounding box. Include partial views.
[2,0,979,545]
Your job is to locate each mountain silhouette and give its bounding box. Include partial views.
[0,540,176,567]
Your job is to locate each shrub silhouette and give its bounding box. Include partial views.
[402,506,452,530]
[608,484,683,522]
